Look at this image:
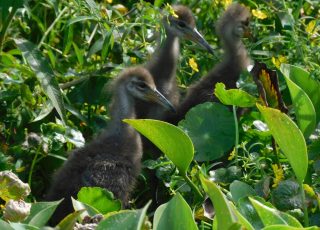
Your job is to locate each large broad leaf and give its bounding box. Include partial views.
[230,180,256,204]
[153,193,197,230]
[249,198,302,227]
[9,223,39,230]
[179,102,235,161]
[257,104,307,184]
[72,197,100,219]
[96,201,151,230]
[280,64,320,124]
[14,38,67,124]
[229,202,255,230]
[77,187,121,215]
[200,175,237,230]
[124,119,194,175]
[214,82,256,107]
[280,64,316,137]
[24,200,62,228]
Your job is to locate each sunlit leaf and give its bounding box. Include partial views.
[249,197,302,227]
[97,201,150,230]
[214,82,256,107]
[257,104,308,184]
[281,64,320,124]
[153,193,197,230]
[124,119,194,175]
[0,171,30,202]
[77,187,121,215]
[200,175,237,229]
[57,210,85,230]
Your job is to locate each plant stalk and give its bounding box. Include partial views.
[233,105,239,166]
[300,182,309,226]
[182,173,204,202]
[0,8,18,51]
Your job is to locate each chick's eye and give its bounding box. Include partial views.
[177,21,186,28]
[136,82,148,90]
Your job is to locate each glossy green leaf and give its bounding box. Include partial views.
[263,226,319,230]
[14,38,67,124]
[57,210,85,230]
[179,102,235,161]
[238,198,265,230]
[280,64,316,137]
[124,119,194,175]
[77,187,121,215]
[97,201,151,230]
[153,193,197,230]
[257,104,307,184]
[200,175,237,230]
[214,82,256,107]
[230,180,256,203]
[229,202,255,230]
[24,200,62,228]
[249,197,302,227]
[280,64,320,124]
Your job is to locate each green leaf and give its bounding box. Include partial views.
[24,200,63,228]
[238,197,264,229]
[280,64,316,137]
[256,104,307,184]
[214,82,256,107]
[200,175,237,230]
[77,187,121,215]
[229,202,255,230]
[179,102,235,161]
[249,197,302,227]
[56,210,85,230]
[124,119,194,175]
[9,223,39,230]
[0,219,14,230]
[153,193,197,230]
[97,201,151,230]
[66,16,97,26]
[280,64,320,124]
[14,38,67,125]
[230,180,256,204]
[263,226,319,230]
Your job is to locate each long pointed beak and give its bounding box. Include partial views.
[185,28,214,54]
[146,89,176,113]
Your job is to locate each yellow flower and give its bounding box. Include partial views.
[130,57,137,64]
[113,4,128,15]
[105,0,112,3]
[189,58,199,72]
[303,184,316,197]
[213,0,233,8]
[252,9,268,20]
[272,55,287,69]
[166,3,179,18]
[271,164,284,188]
[228,148,236,160]
[306,20,316,35]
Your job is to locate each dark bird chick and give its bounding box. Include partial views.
[167,3,251,124]
[46,67,175,225]
[136,5,214,120]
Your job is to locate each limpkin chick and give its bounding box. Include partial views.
[136,5,214,120]
[46,67,175,225]
[167,3,250,124]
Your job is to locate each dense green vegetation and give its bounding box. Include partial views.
[0,0,319,229]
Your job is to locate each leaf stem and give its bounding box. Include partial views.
[182,173,204,202]
[233,105,239,166]
[0,8,18,51]
[300,182,309,226]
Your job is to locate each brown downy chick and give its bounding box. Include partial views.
[136,5,213,120]
[167,3,251,124]
[46,67,175,225]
